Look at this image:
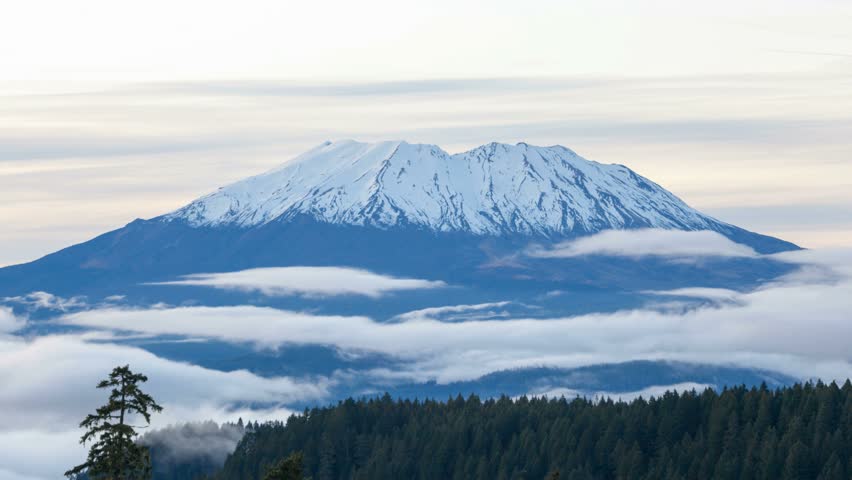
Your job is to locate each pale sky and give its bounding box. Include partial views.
[1,0,851,266]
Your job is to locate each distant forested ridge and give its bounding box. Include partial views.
[206,382,852,479]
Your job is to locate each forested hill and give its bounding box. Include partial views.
[215,382,852,480]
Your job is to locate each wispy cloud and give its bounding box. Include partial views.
[528,229,757,259]
[3,70,852,267]
[138,421,245,469]
[151,266,446,298]
[642,287,746,306]
[529,382,712,402]
[2,291,87,312]
[394,301,513,322]
[0,132,276,163]
[767,49,852,58]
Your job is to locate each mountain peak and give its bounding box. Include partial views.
[164,139,724,236]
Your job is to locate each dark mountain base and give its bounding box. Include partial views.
[0,216,797,308]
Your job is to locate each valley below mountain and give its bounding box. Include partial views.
[0,140,816,403]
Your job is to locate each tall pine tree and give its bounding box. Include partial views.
[65,365,163,480]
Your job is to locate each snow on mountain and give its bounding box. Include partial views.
[165,140,725,236]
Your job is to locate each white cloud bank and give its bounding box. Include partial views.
[529,229,757,258]
[0,334,329,480]
[60,249,852,385]
[152,266,446,298]
[0,307,25,333]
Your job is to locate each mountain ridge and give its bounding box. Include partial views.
[163,140,733,238]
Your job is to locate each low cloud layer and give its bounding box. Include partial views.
[0,308,24,333]
[0,429,82,480]
[61,249,852,385]
[139,421,245,468]
[0,335,329,432]
[0,333,329,479]
[152,266,446,298]
[531,382,712,403]
[529,229,757,258]
[6,247,852,479]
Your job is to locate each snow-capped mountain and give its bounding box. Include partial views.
[0,139,798,299]
[166,140,724,236]
[0,139,808,413]
[0,138,803,399]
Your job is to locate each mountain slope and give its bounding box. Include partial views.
[0,140,798,299]
[0,140,805,402]
[165,140,737,237]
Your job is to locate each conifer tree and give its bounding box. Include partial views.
[262,452,305,480]
[212,382,851,480]
[65,365,163,480]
